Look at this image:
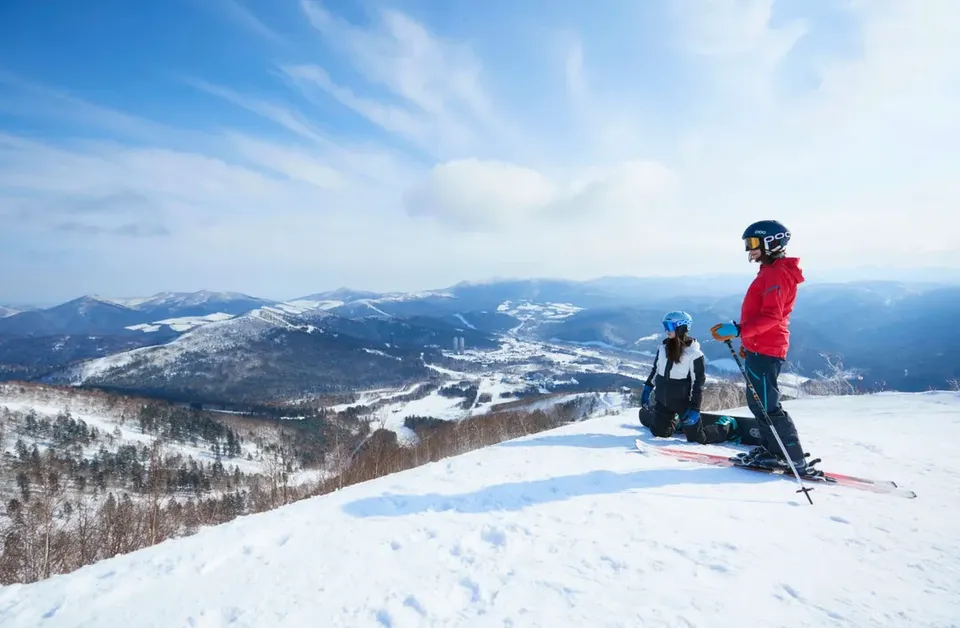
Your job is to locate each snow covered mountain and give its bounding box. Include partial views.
[0,291,275,337]
[0,296,147,335]
[0,306,18,318]
[1,390,956,626]
[4,277,960,394]
[0,293,283,380]
[538,282,960,390]
[55,307,503,404]
[109,290,275,319]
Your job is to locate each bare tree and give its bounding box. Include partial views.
[325,420,351,491]
[804,353,857,396]
[264,431,296,508]
[782,359,804,399]
[35,470,70,581]
[370,408,389,433]
[147,436,167,546]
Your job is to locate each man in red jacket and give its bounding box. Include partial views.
[711,220,819,476]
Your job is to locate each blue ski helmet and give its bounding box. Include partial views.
[662,310,692,333]
[742,219,790,256]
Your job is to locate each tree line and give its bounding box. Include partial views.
[0,398,367,585]
[1,381,756,586]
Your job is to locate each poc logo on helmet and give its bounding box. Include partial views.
[764,231,790,246]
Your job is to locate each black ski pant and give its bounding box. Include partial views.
[638,403,678,438]
[743,350,805,462]
[638,406,754,445]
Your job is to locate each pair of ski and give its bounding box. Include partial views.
[633,440,917,499]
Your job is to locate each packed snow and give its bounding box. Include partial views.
[496,300,582,321]
[325,384,427,413]
[73,313,275,381]
[1,391,956,627]
[272,299,344,314]
[125,312,235,333]
[106,291,258,309]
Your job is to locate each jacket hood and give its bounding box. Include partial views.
[770,256,805,284]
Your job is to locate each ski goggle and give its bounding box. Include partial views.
[744,236,762,251]
[662,320,687,332]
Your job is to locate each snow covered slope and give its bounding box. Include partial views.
[1,392,957,627]
[124,312,235,333]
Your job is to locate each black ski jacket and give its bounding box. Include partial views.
[644,337,706,414]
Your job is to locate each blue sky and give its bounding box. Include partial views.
[1,0,957,304]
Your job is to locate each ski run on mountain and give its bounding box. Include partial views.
[0,391,957,627]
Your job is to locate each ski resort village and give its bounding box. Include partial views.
[3,0,960,625]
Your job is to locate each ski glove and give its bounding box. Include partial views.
[681,409,700,427]
[641,384,652,408]
[710,321,740,342]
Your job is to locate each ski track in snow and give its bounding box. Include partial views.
[0,392,958,627]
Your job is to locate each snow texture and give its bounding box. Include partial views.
[74,312,275,381]
[496,299,582,321]
[125,312,235,333]
[1,391,957,627]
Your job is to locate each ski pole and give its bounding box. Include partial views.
[724,340,814,505]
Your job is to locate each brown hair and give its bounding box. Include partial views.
[665,329,693,363]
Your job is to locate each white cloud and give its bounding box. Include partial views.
[403,160,555,230]
[227,134,348,190]
[1,0,958,302]
[402,158,679,232]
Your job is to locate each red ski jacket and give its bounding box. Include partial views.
[739,257,805,359]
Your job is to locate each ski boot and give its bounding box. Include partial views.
[730,445,779,467]
[793,456,825,478]
[733,447,825,478]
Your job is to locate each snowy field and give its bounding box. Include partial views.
[496,300,583,322]
[0,385,289,479]
[370,382,630,446]
[326,334,656,442]
[1,391,956,627]
[125,312,235,333]
[445,334,652,377]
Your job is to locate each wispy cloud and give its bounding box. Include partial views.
[291,0,515,159]
[55,221,170,238]
[0,0,957,302]
[211,0,287,46]
[0,71,183,143]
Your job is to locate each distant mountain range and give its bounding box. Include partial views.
[51,307,483,405]
[0,292,274,336]
[1,275,958,400]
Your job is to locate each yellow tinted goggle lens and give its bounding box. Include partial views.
[744,237,762,250]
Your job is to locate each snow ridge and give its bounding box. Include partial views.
[1,391,956,626]
[75,311,275,381]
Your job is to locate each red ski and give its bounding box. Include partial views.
[633,440,917,499]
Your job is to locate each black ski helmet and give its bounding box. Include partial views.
[742,219,790,257]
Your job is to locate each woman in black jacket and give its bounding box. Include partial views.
[638,311,750,445]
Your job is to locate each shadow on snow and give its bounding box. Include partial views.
[496,433,632,450]
[496,428,735,453]
[341,465,777,518]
